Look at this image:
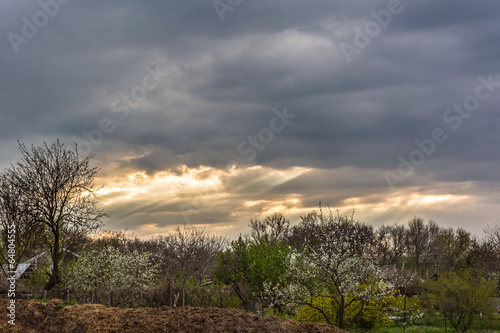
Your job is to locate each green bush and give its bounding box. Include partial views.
[294,296,335,324]
[423,269,496,332]
[293,284,396,330]
[28,264,50,289]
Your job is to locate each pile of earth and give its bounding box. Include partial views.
[0,299,346,332]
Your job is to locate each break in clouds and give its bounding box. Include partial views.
[1,0,500,238]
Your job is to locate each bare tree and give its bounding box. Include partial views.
[154,224,226,306]
[482,222,500,292]
[405,217,440,270]
[433,227,472,273]
[373,225,397,266]
[288,211,321,251]
[0,173,44,277]
[389,225,407,263]
[4,140,107,290]
[248,212,291,245]
[484,222,500,249]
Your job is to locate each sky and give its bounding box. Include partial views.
[1,0,500,239]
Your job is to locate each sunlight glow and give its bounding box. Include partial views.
[92,163,484,238]
[406,193,468,207]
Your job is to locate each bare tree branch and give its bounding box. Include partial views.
[3,140,107,289]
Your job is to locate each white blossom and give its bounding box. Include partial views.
[65,245,158,292]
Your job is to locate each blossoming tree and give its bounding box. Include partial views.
[275,212,395,329]
[65,245,157,303]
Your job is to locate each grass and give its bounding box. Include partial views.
[60,300,77,308]
[367,314,500,332]
[30,296,51,302]
[30,296,78,308]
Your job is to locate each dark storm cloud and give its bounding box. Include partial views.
[1,0,500,236]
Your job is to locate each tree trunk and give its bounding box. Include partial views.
[232,278,252,312]
[219,285,223,308]
[497,270,500,296]
[45,233,60,290]
[169,278,175,307]
[173,292,180,307]
[403,294,407,333]
[338,296,345,329]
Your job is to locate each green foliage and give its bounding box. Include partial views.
[367,312,500,333]
[213,236,250,285]
[31,296,51,302]
[213,236,295,312]
[27,263,50,289]
[60,300,77,308]
[293,282,396,330]
[423,269,496,332]
[279,213,395,329]
[351,282,395,330]
[294,296,336,324]
[248,239,294,291]
[390,294,424,325]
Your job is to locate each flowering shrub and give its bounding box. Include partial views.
[391,294,424,324]
[292,281,396,330]
[294,296,335,324]
[64,245,158,294]
[268,215,396,329]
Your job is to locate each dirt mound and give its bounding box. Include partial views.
[1,299,345,333]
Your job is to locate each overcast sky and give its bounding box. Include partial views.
[1,0,500,239]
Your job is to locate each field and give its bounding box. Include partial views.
[0,298,345,333]
[3,298,500,332]
[364,315,500,333]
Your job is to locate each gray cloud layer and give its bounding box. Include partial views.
[1,0,500,237]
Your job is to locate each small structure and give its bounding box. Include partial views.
[2,249,79,280]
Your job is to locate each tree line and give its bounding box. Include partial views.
[1,141,499,331]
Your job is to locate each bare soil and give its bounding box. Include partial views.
[0,299,346,333]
